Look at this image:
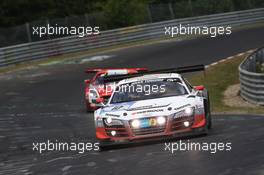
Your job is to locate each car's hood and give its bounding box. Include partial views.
[99,95,200,120]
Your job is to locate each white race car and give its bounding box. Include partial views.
[93,65,212,144]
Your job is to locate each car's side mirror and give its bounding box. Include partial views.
[95,97,104,104]
[194,85,205,91]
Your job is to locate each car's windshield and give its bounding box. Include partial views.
[95,76,105,85]
[110,78,188,104]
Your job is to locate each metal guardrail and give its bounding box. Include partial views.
[239,47,264,105]
[0,8,264,67]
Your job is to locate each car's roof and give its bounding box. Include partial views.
[118,73,182,85]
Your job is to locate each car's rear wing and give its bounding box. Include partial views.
[85,68,148,74]
[85,68,105,73]
[102,65,205,83]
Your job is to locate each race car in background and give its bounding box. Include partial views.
[84,68,148,112]
[93,65,212,144]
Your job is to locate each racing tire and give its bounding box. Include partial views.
[85,101,96,113]
[86,107,94,113]
[203,89,212,130]
[206,94,212,130]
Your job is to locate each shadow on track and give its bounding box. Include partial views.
[99,131,212,152]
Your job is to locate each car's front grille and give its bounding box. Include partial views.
[130,117,167,136]
[171,116,194,131]
[131,126,166,136]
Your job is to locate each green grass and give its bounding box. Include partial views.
[189,54,264,114]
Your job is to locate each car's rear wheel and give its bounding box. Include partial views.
[206,92,212,130]
[203,89,212,133]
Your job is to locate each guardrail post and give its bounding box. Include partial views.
[0,48,4,67]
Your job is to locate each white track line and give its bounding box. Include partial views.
[205,49,255,69]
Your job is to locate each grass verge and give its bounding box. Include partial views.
[189,53,264,114]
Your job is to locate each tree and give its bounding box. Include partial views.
[101,0,150,29]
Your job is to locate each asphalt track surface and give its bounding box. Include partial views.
[0,25,264,175]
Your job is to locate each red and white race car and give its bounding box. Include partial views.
[84,68,148,111]
[93,65,212,145]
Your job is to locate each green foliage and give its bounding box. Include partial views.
[214,0,234,13]
[232,0,253,10]
[0,0,106,27]
[101,0,149,28]
[173,1,194,18]
[192,0,214,15]
[0,0,263,28]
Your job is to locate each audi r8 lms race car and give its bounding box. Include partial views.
[93,65,212,144]
[84,68,147,111]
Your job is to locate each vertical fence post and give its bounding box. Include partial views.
[26,22,32,43]
[168,3,175,19]
[46,19,50,40]
[188,0,194,16]
[85,13,90,26]
[146,5,153,23]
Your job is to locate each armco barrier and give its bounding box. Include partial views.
[0,8,264,67]
[239,47,264,105]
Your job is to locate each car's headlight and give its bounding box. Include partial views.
[89,89,98,100]
[106,117,112,124]
[157,116,166,125]
[131,120,140,128]
[103,118,123,126]
[184,107,194,116]
[173,107,195,118]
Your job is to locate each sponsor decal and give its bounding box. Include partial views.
[111,105,125,111]
[149,118,157,126]
[105,113,120,117]
[128,104,170,111]
[174,104,191,111]
[139,118,158,128]
[132,109,164,115]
